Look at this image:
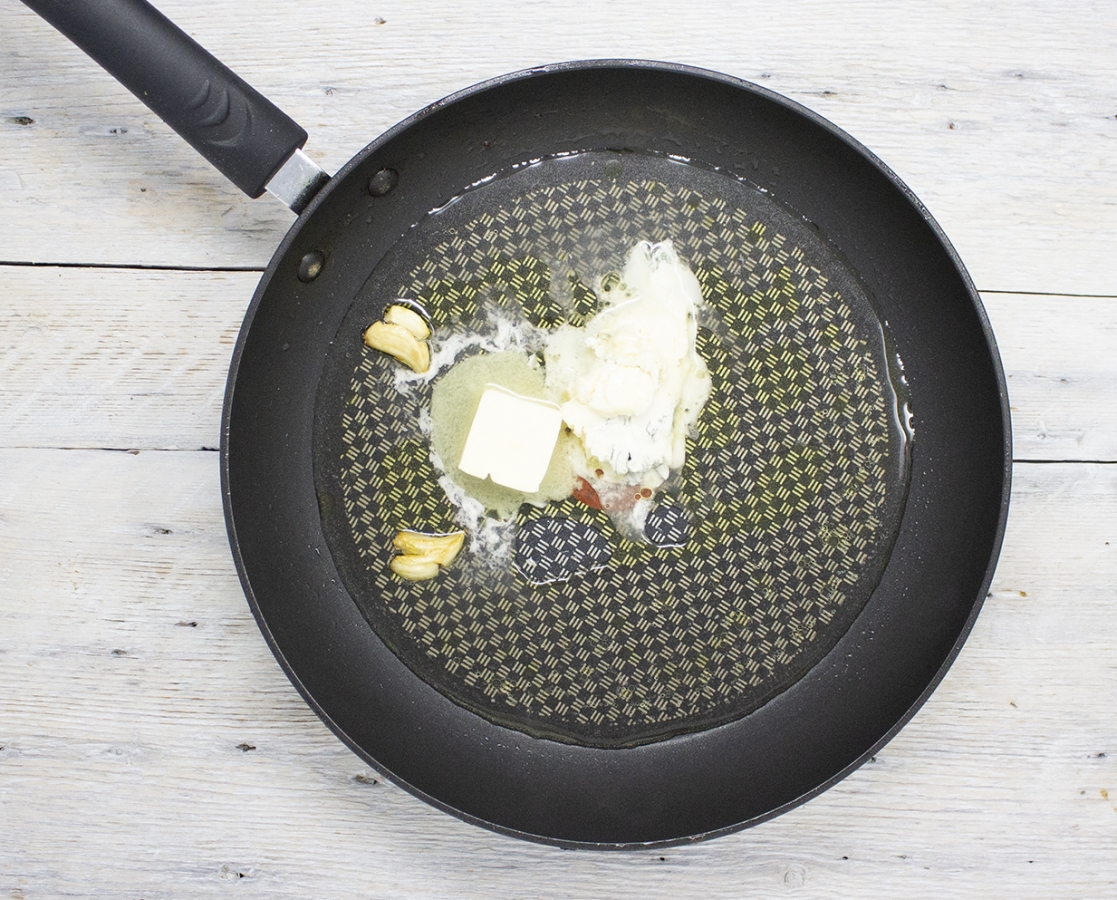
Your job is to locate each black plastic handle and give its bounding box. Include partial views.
[22,0,308,198]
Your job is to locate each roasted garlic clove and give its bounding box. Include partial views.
[389,555,441,581]
[384,304,431,340]
[390,530,466,581]
[363,321,430,373]
[392,530,465,567]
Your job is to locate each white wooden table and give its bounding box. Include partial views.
[3,1,1116,895]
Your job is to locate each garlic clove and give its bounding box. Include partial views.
[392,530,465,567]
[384,304,432,340]
[363,321,430,372]
[389,555,442,581]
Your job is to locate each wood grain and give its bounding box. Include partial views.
[984,292,1117,462]
[2,0,1116,294]
[4,266,1116,462]
[0,266,249,451]
[3,1,1116,896]
[1,449,1114,897]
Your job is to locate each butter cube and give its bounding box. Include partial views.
[457,386,563,493]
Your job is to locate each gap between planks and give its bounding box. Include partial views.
[0,259,266,273]
[4,263,1117,298]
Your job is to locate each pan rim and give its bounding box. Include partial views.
[220,58,1012,849]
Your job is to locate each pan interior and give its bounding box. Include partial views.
[313,149,911,748]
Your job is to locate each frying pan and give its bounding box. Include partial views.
[23,0,1011,847]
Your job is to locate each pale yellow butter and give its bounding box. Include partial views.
[457,386,563,494]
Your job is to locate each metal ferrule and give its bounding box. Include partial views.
[266,148,330,214]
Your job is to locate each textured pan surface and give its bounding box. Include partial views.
[316,150,909,748]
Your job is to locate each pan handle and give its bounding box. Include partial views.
[21,0,329,210]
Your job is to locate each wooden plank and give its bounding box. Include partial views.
[4,266,1117,462]
[0,266,253,450]
[1,0,1115,294]
[1,449,1114,897]
[983,292,1117,462]
[3,0,1114,896]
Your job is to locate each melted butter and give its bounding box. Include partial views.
[429,349,578,517]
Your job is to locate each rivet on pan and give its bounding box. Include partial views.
[298,250,326,282]
[368,168,399,197]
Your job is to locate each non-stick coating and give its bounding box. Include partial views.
[222,61,1010,847]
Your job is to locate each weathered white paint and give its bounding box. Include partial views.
[2,0,1116,295]
[983,292,1117,461]
[2,0,1116,896]
[1,450,1114,896]
[4,267,1116,461]
[0,267,250,450]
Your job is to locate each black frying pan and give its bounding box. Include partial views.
[23,0,1011,848]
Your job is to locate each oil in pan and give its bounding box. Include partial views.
[313,149,912,748]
